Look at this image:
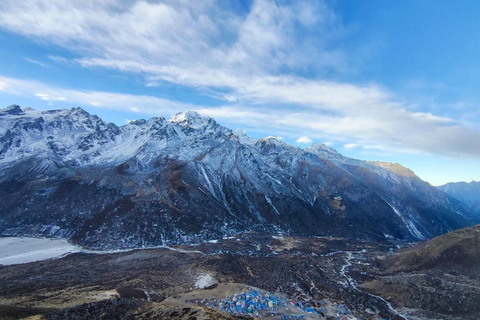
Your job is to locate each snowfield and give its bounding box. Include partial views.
[0,237,210,266]
[0,237,82,265]
[194,273,217,289]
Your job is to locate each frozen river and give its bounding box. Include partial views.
[0,237,82,266]
[0,237,204,266]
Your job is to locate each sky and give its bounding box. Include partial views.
[0,0,479,186]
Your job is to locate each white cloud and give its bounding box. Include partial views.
[35,93,51,101]
[0,1,374,114]
[363,145,383,150]
[25,58,47,68]
[0,75,195,116]
[344,143,358,149]
[199,104,480,157]
[48,55,76,66]
[35,93,68,102]
[0,1,344,86]
[296,136,312,144]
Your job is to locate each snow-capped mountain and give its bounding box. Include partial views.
[0,105,477,249]
[438,181,480,215]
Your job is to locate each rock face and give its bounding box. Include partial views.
[0,105,478,249]
[438,181,480,215]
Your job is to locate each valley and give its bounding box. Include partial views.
[1,233,479,320]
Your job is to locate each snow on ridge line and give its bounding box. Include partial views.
[0,106,234,166]
[168,111,213,129]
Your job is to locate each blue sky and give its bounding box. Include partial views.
[0,0,479,185]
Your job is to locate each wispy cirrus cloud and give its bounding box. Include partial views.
[0,75,195,115]
[0,1,479,158]
[24,58,48,68]
[0,0,344,87]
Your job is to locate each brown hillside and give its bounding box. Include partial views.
[382,224,480,273]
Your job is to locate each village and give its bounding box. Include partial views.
[201,287,357,320]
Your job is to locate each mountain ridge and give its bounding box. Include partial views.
[438,180,480,215]
[0,105,478,249]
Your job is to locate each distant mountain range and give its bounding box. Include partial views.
[438,181,480,215]
[0,105,478,249]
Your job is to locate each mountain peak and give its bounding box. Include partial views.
[1,104,24,115]
[368,161,417,178]
[68,106,89,115]
[257,136,288,147]
[169,111,213,129]
[438,181,480,215]
[261,136,282,142]
[306,143,340,155]
[233,130,257,145]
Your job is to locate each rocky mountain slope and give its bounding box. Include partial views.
[438,180,480,215]
[0,105,478,248]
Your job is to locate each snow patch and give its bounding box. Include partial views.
[265,173,283,186]
[0,237,81,265]
[382,198,425,240]
[265,195,281,215]
[169,111,211,129]
[194,273,216,289]
[233,130,257,145]
[200,165,216,196]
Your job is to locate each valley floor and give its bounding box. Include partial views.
[0,234,478,320]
